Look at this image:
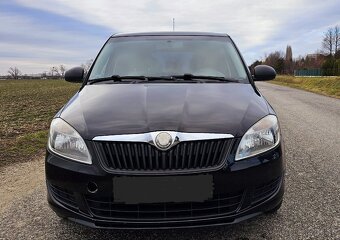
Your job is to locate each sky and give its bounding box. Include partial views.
[0,0,339,75]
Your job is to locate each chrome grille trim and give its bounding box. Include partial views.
[92,131,234,150]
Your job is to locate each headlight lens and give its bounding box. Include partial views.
[48,118,91,164]
[235,115,280,161]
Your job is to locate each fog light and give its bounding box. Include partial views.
[87,182,98,193]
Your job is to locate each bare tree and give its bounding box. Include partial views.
[50,66,59,78]
[249,60,263,74]
[334,25,340,55]
[81,59,94,75]
[322,28,333,56]
[264,51,285,74]
[59,65,66,77]
[7,67,21,79]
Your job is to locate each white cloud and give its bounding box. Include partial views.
[0,12,102,45]
[0,12,108,74]
[14,1,340,53]
[14,0,302,49]
[14,0,338,48]
[0,42,82,74]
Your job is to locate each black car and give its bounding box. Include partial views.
[46,32,284,229]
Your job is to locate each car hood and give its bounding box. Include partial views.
[59,83,269,140]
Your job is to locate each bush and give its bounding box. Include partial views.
[322,57,340,76]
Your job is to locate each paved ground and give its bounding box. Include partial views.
[0,82,339,240]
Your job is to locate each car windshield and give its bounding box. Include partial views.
[88,36,249,82]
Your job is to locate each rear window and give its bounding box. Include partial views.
[89,36,249,82]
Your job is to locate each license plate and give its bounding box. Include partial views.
[113,175,213,204]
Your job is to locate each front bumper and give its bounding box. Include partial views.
[45,144,284,229]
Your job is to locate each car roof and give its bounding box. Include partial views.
[111,32,229,38]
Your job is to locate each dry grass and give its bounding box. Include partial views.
[270,75,340,99]
[0,79,80,168]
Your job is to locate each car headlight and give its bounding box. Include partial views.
[235,115,280,161]
[48,118,92,164]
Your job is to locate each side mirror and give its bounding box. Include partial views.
[65,67,84,83]
[253,65,276,81]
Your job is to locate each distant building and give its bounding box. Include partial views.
[306,53,326,60]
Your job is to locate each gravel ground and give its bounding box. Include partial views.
[0,82,339,239]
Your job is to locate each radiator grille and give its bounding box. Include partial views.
[92,139,232,172]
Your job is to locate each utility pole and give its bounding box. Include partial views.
[173,18,175,31]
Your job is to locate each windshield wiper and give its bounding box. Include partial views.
[88,74,240,84]
[88,75,149,84]
[171,74,240,83]
[88,75,180,84]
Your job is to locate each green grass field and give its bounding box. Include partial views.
[0,79,80,167]
[271,75,340,99]
[0,76,338,168]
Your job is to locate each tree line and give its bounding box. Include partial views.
[6,59,93,80]
[251,25,340,76]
